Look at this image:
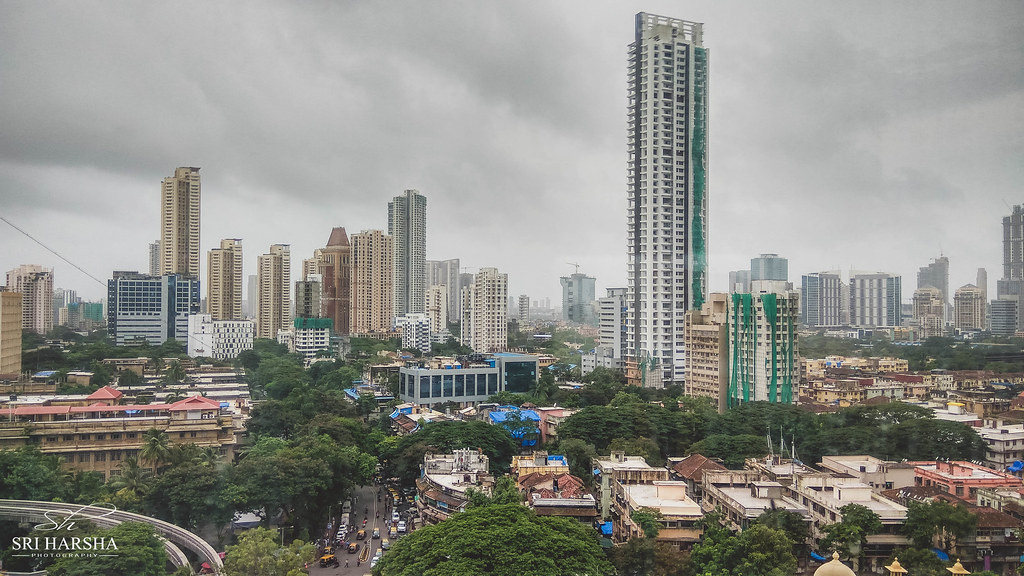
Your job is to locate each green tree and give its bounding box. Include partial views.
[47,522,167,576]
[556,438,597,487]
[818,504,882,566]
[0,446,69,501]
[374,504,612,576]
[883,547,948,576]
[753,509,809,550]
[117,369,144,388]
[222,526,315,576]
[632,507,663,539]
[689,514,796,576]
[144,461,232,531]
[139,428,172,474]
[107,454,153,497]
[164,359,186,385]
[903,500,976,549]
[687,434,768,468]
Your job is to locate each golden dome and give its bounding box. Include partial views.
[814,552,856,576]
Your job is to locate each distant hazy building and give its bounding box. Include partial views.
[159,167,201,278]
[627,12,709,388]
[187,314,254,359]
[295,274,322,319]
[801,272,843,328]
[849,272,902,327]
[560,273,597,325]
[107,272,199,345]
[246,274,257,318]
[977,268,988,302]
[425,284,449,336]
[256,244,291,340]
[727,282,799,406]
[148,240,160,276]
[319,228,352,335]
[750,254,788,282]
[583,288,629,374]
[728,270,751,294]
[389,190,427,317]
[207,238,243,321]
[991,297,1019,336]
[427,259,461,322]
[0,290,22,376]
[684,293,729,412]
[998,206,1024,331]
[517,294,530,324]
[461,267,508,353]
[913,286,946,339]
[954,284,986,333]
[6,264,53,335]
[918,256,950,321]
[350,230,394,334]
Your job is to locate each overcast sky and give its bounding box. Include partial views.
[1,1,1022,308]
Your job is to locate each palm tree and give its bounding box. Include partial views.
[108,454,153,495]
[140,428,172,475]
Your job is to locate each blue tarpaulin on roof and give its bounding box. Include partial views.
[932,548,949,561]
[810,551,827,562]
[601,522,613,535]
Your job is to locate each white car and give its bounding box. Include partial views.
[371,556,380,568]
[391,511,400,523]
[397,521,406,533]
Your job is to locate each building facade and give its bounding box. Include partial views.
[159,167,201,278]
[461,267,508,353]
[256,244,291,340]
[286,317,334,362]
[395,313,432,355]
[954,284,986,333]
[425,284,449,336]
[849,272,902,327]
[207,238,243,321]
[427,259,461,322]
[398,353,539,407]
[561,272,597,325]
[913,286,946,339]
[917,256,950,319]
[107,272,199,345]
[319,228,352,335]
[801,271,843,328]
[187,314,254,359]
[0,290,21,377]
[727,282,799,406]
[389,189,426,317]
[998,206,1024,332]
[6,264,53,335]
[750,254,788,282]
[627,12,709,388]
[350,230,394,334]
[684,293,728,412]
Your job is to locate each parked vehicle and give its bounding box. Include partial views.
[319,554,340,568]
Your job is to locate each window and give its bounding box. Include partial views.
[95,452,106,462]
[78,453,90,463]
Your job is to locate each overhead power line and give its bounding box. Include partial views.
[0,214,107,287]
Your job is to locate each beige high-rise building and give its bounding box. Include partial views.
[460,267,508,353]
[0,290,22,376]
[350,230,394,334]
[207,239,243,320]
[954,284,986,333]
[913,286,945,339]
[160,167,201,277]
[684,293,729,413]
[425,284,448,335]
[256,244,291,339]
[320,228,352,335]
[6,265,53,335]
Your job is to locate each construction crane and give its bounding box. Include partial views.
[566,262,581,275]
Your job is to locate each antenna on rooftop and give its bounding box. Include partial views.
[566,262,581,275]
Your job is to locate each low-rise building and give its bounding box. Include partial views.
[593,452,669,521]
[913,460,1023,502]
[398,353,539,408]
[669,453,726,506]
[614,480,704,547]
[817,455,915,492]
[415,449,494,524]
[700,470,809,532]
[187,314,254,359]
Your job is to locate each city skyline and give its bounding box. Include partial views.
[1,1,1021,306]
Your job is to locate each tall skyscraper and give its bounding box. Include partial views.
[917,255,949,320]
[998,206,1024,331]
[427,259,462,321]
[295,274,322,319]
[849,272,901,327]
[207,238,243,321]
[6,265,53,335]
[460,267,508,353]
[801,271,843,328]
[107,272,199,345]
[320,228,352,335]
[560,272,597,325]
[750,254,788,282]
[627,12,709,387]
[160,167,201,278]
[389,189,427,316]
[256,244,291,339]
[148,240,160,276]
[350,230,394,334]
[0,289,22,376]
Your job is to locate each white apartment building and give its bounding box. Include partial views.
[395,313,431,354]
[188,314,254,360]
[626,13,709,388]
[425,284,448,335]
[460,267,508,353]
[6,264,53,335]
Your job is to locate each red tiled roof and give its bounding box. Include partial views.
[975,506,1024,529]
[167,395,220,411]
[519,472,554,490]
[86,386,123,401]
[673,453,726,481]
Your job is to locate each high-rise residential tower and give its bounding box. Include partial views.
[560,272,597,325]
[750,254,788,282]
[148,240,160,276]
[460,267,508,353]
[427,259,462,321]
[917,256,949,321]
[727,282,799,407]
[350,230,394,334]
[6,265,53,335]
[801,271,843,328]
[998,206,1024,331]
[954,284,986,333]
[389,189,426,317]
[627,12,709,387]
[849,272,902,328]
[207,239,243,321]
[256,244,291,339]
[319,228,352,335]
[160,167,201,278]
[0,289,22,376]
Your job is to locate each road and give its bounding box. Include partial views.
[308,483,405,575]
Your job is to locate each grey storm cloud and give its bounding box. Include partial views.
[0,0,1022,303]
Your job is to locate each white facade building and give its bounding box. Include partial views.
[460,267,508,353]
[396,313,432,354]
[187,314,254,359]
